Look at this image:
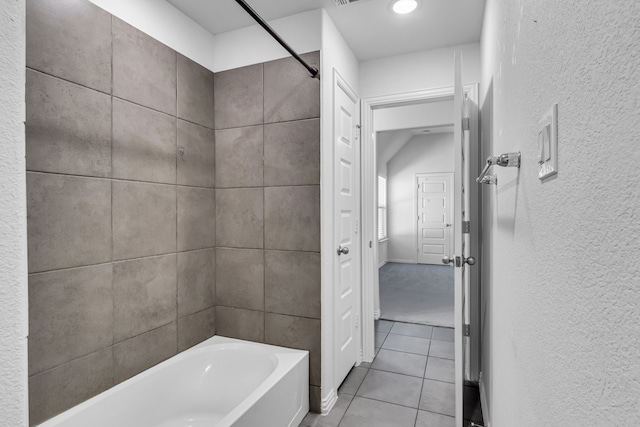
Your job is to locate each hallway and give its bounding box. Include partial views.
[302,320,466,427]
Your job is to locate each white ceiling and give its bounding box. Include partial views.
[166,0,485,61]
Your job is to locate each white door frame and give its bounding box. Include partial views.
[360,84,480,370]
[415,172,454,265]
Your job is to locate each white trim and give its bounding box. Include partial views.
[321,388,339,415]
[387,258,416,264]
[479,372,491,427]
[361,82,480,426]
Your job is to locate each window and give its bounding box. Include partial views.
[378,176,387,241]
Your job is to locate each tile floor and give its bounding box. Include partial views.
[301,320,456,427]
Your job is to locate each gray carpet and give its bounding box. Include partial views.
[379,262,454,327]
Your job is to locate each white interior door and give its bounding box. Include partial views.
[417,173,453,265]
[452,51,471,426]
[334,72,361,388]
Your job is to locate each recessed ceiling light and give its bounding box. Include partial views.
[392,0,418,14]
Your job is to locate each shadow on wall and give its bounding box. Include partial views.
[479,78,493,418]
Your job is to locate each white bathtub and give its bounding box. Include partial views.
[38,336,309,427]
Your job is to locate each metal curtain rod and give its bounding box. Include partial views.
[234,0,319,79]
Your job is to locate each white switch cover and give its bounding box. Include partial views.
[538,103,558,180]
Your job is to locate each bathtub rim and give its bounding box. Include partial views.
[35,335,309,427]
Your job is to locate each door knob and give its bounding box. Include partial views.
[465,256,476,266]
[442,256,454,265]
[337,246,349,256]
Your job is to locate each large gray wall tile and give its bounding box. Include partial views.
[215,126,263,188]
[113,254,177,343]
[178,307,216,352]
[214,63,263,129]
[264,52,320,123]
[29,348,113,426]
[177,54,214,129]
[177,249,215,318]
[216,188,263,248]
[177,187,216,251]
[177,120,215,188]
[308,385,323,414]
[26,70,111,177]
[264,119,320,186]
[112,181,176,260]
[264,186,320,252]
[265,313,320,386]
[113,323,177,384]
[216,307,264,343]
[216,248,264,311]
[112,99,176,184]
[28,264,113,375]
[26,0,112,93]
[265,250,320,318]
[113,18,176,115]
[27,173,111,273]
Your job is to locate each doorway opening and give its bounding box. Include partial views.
[357,60,481,426]
[374,100,456,328]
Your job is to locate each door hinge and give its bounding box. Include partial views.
[463,324,470,336]
[462,117,470,131]
[355,314,360,329]
[462,221,470,234]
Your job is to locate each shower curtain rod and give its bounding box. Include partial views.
[234,0,319,79]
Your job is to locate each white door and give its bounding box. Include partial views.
[334,72,361,387]
[417,173,453,265]
[452,51,475,426]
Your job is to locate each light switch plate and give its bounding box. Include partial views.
[538,103,558,180]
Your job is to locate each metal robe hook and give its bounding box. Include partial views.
[476,152,521,185]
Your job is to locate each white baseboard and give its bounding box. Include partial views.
[479,372,490,427]
[321,388,338,415]
[378,261,387,268]
[373,309,381,320]
[387,259,416,264]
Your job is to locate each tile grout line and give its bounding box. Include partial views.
[26,67,215,132]
[109,13,116,389]
[174,49,179,354]
[262,61,266,343]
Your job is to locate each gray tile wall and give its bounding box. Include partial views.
[27,0,322,422]
[213,52,322,410]
[26,1,215,424]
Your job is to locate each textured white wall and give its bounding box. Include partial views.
[480,1,640,425]
[214,9,321,72]
[89,1,321,73]
[387,133,454,263]
[359,42,480,99]
[0,0,28,425]
[89,0,217,71]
